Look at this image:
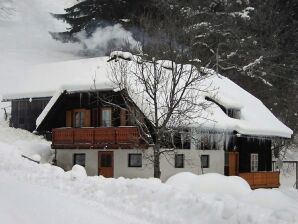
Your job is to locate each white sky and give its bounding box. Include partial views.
[0,0,139,96]
[0,0,81,95]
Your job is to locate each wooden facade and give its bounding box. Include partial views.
[37,90,150,149]
[10,97,51,132]
[239,171,280,189]
[226,139,280,189]
[36,91,143,133]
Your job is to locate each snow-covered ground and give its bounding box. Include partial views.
[0,110,298,224]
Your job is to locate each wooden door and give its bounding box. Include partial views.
[98,151,114,177]
[228,152,239,176]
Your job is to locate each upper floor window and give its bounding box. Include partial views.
[66,109,90,127]
[102,108,112,127]
[200,135,219,150]
[74,111,85,128]
[250,153,258,172]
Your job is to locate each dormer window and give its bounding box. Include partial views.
[226,109,241,119]
[205,96,240,119]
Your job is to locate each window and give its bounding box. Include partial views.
[100,153,112,167]
[102,108,112,127]
[175,154,184,168]
[170,130,190,149]
[227,109,241,119]
[201,155,209,168]
[250,153,258,172]
[74,111,84,127]
[128,154,142,167]
[73,153,86,167]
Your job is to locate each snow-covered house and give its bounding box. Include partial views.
[2,55,293,188]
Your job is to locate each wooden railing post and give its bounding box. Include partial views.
[92,128,95,145]
[72,129,74,144]
[115,128,118,144]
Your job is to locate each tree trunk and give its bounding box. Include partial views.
[153,144,161,178]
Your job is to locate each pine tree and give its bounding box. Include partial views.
[50,0,154,42]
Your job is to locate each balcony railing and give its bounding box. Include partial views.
[52,127,143,149]
[239,171,280,189]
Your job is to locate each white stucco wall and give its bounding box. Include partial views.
[55,148,224,182]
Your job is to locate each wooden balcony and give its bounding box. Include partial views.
[239,171,280,189]
[51,127,145,149]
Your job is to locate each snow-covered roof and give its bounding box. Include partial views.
[2,57,113,101]
[194,73,293,138]
[108,53,292,139]
[3,55,292,138]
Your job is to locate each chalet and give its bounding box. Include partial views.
[2,55,293,188]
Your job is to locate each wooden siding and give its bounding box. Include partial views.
[239,172,280,189]
[236,137,272,172]
[51,127,145,149]
[10,98,51,132]
[36,91,143,133]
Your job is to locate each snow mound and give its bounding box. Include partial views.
[244,189,296,210]
[0,138,298,224]
[31,154,41,162]
[68,165,87,180]
[166,172,251,197]
[0,120,52,163]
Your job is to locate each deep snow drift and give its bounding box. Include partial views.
[0,115,298,224]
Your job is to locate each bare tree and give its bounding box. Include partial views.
[108,50,213,178]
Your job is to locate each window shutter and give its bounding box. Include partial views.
[92,108,99,127]
[120,108,127,126]
[66,110,72,127]
[84,110,91,127]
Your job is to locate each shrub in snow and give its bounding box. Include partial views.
[68,165,87,180]
[166,172,251,197]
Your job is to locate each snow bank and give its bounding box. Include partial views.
[166,172,251,197]
[0,128,298,224]
[0,120,52,163]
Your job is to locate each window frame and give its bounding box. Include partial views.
[128,153,142,168]
[250,153,259,172]
[101,107,112,127]
[175,154,185,168]
[73,111,85,128]
[73,153,86,167]
[201,155,209,168]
